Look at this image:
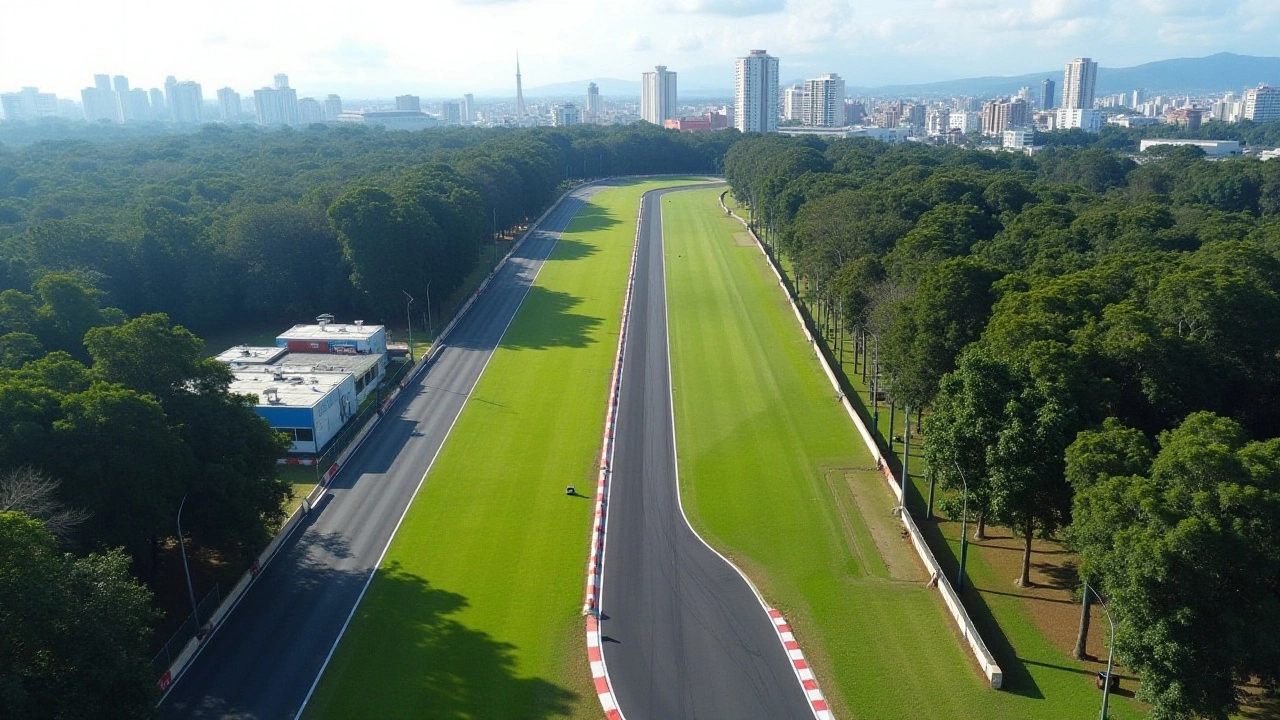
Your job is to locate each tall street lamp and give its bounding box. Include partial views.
[402,291,414,361]
[176,493,199,627]
[953,462,971,593]
[1084,582,1118,720]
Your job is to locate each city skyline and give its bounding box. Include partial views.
[4,0,1280,98]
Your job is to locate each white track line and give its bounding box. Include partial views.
[294,193,589,719]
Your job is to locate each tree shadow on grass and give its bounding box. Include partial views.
[317,561,578,719]
[546,237,598,262]
[566,201,621,235]
[499,286,602,351]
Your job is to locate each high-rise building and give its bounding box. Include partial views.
[1041,78,1056,110]
[324,95,343,122]
[112,75,129,93]
[149,88,166,120]
[641,66,677,125]
[981,97,1030,135]
[462,93,475,123]
[217,88,242,122]
[169,81,204,124]
[0,87,58,122]
[395,95,421,113]
[1061,57,1098,110]
[783,85,807,122]
[81,76,115,122]
[802,73,845,127]
[118,88,150,122]
[552,103,582,126]
[949,111,981,134]
[925,107,951,135]
[515,54,526,118]
[1131,89,1143,108]
[1243,85,1280,123]
[253,76,299,126]
[585,83,601,122]
[735,49,779,134]
[298,97,325,124]
[441,100,462,125]
[844,99,866,125]
[1055,108,1102,133]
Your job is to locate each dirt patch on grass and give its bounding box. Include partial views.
[827,467,926,582]
[733,232,756,247]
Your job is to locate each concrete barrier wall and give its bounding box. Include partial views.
[718,193,1004,689]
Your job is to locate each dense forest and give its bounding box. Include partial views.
[0,122,733,718]
[725,132,1280,720]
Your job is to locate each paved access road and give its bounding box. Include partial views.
[160,184,606,720]
[599,186,815,719]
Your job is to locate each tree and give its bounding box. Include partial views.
[0,511,158,719]
[881,257,1003,408]
[1069,413,1280,720]
[0,466,87,542]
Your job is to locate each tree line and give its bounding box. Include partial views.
[0,122,735,719]
[726,133,1280,720]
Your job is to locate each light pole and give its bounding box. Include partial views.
[425,282,433,342]
[402,291,414,361]
[901,404,911,513]
[492,208,498,269]
[1080,582,1119,720]
[953,462,970,593]
[176,493,199,627]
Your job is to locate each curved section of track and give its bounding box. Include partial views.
[159,184,606,720]
[598,186,816,720]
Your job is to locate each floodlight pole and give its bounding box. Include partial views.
[176,493,199,627]
[425,282,433,342]
[901,404,911,513]
[953,462,970,593]
[402,291,414,361]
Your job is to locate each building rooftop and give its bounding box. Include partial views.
[268,352,381,376]
[277,320,382,342]
[228,368,346,409]
[215,345,289,365]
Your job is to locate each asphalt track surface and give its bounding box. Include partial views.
[160,184,606,720]
[599,187,815,719]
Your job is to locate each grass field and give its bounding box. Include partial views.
[301,179,708,720]
[663,187,1144,719]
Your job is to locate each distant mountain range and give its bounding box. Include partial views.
[526,53,1280,100]
[847,53,1280,99]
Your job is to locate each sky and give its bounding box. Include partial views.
[3,0,1280,99]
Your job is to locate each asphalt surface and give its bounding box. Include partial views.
[599,186,815,719]
[160,184,607,720]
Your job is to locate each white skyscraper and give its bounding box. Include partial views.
[585,83,602,122]
[1,87,58,122]
[641,66,677,125]
[462,93,475,123]
[783,85,807,122]
[217,88,242,122]
[324,95,343,122]
[735,49,779,133]
[254,76,299,126]
[552,103,582,126]
[803,73,845,127]
[169,81,203,124]
[1243,85,1280,123]
[1061,57,1098,110]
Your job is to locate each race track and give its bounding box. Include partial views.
[160,184,606,720]
[598,186,815,719]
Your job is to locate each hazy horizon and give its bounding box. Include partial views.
[4,0,1279,98]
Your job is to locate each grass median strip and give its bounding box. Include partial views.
[662,187,1143,719]
[302,179,705,720]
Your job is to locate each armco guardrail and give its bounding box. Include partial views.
[719,192,1004,690]
[157,181,605,700]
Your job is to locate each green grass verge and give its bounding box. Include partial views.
[664,188,1143,719]
[301,178,710,720]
